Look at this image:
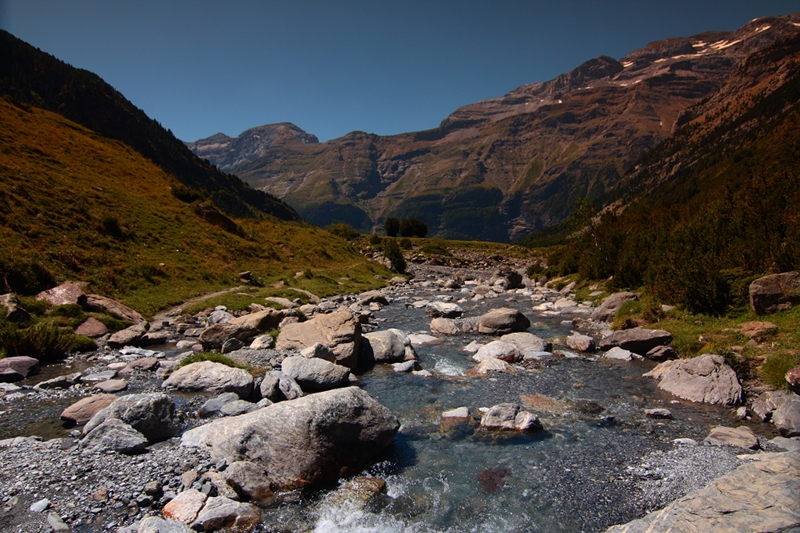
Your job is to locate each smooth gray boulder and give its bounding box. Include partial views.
[80,418,148,454]
[590,292,638,322]
[644,354,743,406]
[181,387,399,490]
[360,329,416,365]
[749,271,800,315]
[598,328,673,355]
[276,308,362,368]
[772,395,800,437]
[199,392,241,418]
[83,392,180,442]
[477,308,531,335]
[604,452,800,533]
[162,361,253,399]
[281,356,351,392]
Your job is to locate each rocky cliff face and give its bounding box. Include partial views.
[187,13,800,240]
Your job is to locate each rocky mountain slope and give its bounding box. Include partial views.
[187,13,800,240]
[0,30,300,222]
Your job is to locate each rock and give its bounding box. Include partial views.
[772,395,800,437]
[475,357,515,375]
[473,341,520,363]
[749,271,800,315]
[605,452,800,533]
[35,281,87,306]
[94,379,128,393]
[276,308,361,368]
[80,418,149,454]
[603,347,636,361]
[426,301,464,318]
[480,403,542,432]
[34,371,82,390]
[645,345,677,361]
[202,470,240,500]
[60,394,117,425]
[182,387,399,490]
[356,291,388,307]
[260,371,303,402]
[133,517,194,533]
[220,338,244,354]
[191,496,261,532]
[476,308,531,335]
[463,340,483,353]
[297,343,333,362]
[75,316,109,338]
[0,293,29,321]
[84,294,144,324]
[163,489,207,523]
[360,328,416,366]
[120,357,160,374]
[704,425,759,449]
[0,356,40,382]
[107,322,149,348]
[199,393,240,417]
[554,297,578,310]
[162,361,253,399]
[770,437,800,452]
[223,461,274,504]
[491,268,523,290]
[407,334,440,346]
[441,406,470,422]
[751,390,793,422]
[200,309,285,351]
[590,291,638,322]
[321,477,387,510]
[430,317,459,336]
[645,408,673,419]
[208,309,235,325]
[566,333,595,352]
[29,498,50,512]
[598,328,673,355]
[281,356,351,392]
[787,366,800,394]
[740,321,779,340]
[46,512,70,533]
[83,393,181,442]
[644,354,743,405]
[249,335,274,350]
[83,369,117,383]
[500,332,552,355]
[392,360,417,372]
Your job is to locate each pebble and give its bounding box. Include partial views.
[29,498,50,512]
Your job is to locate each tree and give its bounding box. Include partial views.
[383,238,406,274]
[399,218,427,238]
[384,217,400,237]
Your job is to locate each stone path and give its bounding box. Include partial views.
[606,451,800,533]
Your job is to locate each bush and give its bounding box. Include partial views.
[383,238,406,274]
[384,217,400,237]
[368,233,382,245]
[327,223,360,241]
[0,321,77,362]
[421,240,451,256]
[71,334,97,352]
[399,238,412,250]
[399,218,428,238]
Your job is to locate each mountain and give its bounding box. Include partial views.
[0,30,300,222]
[187,13,800,241]
[185,124,319,173]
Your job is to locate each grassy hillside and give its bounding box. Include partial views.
[0,97,390,316]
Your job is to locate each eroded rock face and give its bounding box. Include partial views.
[598,328,673,355]
[749,271,800,315]
[181,387,399,490]
[162,361,253,399]
[604,452,800,533]
[276,308,362,368]
[644,354,742,405]
[476,308,531,335]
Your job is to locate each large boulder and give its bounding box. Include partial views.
[0,356,40,382]
[259,371,303,402]
[772,394,800,437]
[60,394,117,425]
[749,271,800,315]
[277,308,362,368]
[280,356,351,392]
[80,418,149,454]
[75,317,109,338]
[500,332,552,356]
[107,322,149,348]
[704,425,759,449]
[360,329,416,365]
[83,392,181,442]
[35,281,87,307]
[191,496,261,532]
[643,354,743,406]
[181,387,399,490]
[162,361,253,399]
[490,268,524,290]
[480,403,542,432]
[566,333,595,352]
[84,294,144,324]
[598,328,673,355]
[476,308,531,335]
[430,318,459,336]
[472,341,519,363]
[590,292,638,322]
[200,310,284,351]
[426,302,464,319]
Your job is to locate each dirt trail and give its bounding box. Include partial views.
[152,285,247,321]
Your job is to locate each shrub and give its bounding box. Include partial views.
[51,303,86,319]
[383,238,406,274]
[399,218,428,238]
[399,238,412,250]
[71,334,97,352]
[384,217,400,237]
[0,321,77,362]
[327,223,360,241]
[368,233,382,245]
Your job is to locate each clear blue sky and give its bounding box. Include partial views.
[3,1,799,142]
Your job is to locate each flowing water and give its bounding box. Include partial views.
[0,283,757,532]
